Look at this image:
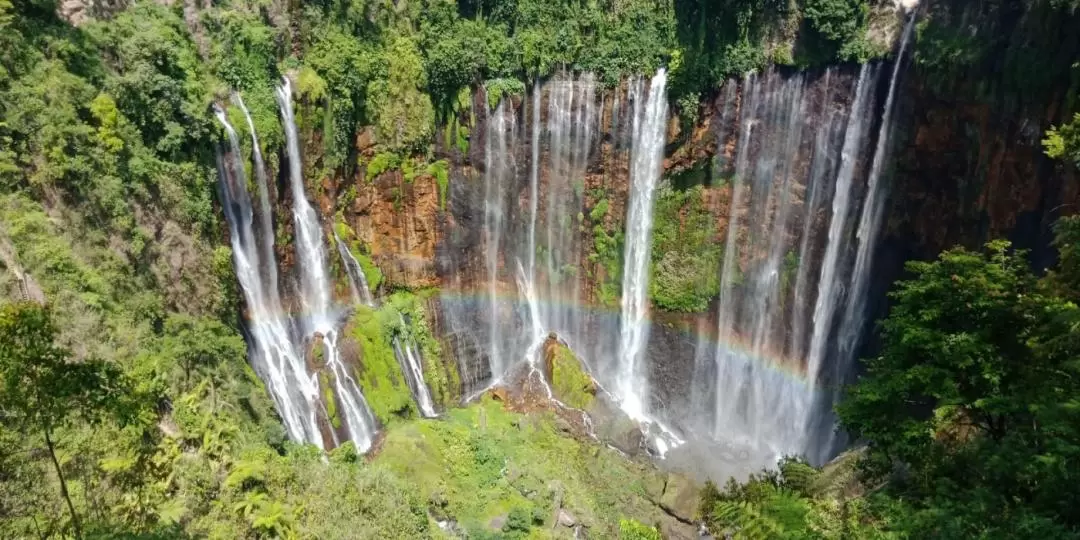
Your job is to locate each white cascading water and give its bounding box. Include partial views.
[823,15,917,456]
[482,100,514,382]
[394,315,438,418]
[334,231,438,417]
[334,231,374,307]
[685,63,886,471]
[616,69,668,421]
[233,94,279,296]
[213,107,324,447]
[804,64,875,399]
[274,79,377,450]
[837,15,916,365]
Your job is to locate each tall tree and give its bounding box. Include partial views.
[0,302,128,538]
[837,236,1080,535]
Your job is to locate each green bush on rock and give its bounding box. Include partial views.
[373,396,687,538]
[648,185,722,312]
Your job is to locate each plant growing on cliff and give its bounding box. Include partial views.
[1043,112,1080,166]
[367,36,435,154]
[483,78,526,110]
[648,185,722,312]
[587,198,624,307]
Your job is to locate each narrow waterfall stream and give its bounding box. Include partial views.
[616,70,668,421]
[334,227,438,418]
[213,107,325,447]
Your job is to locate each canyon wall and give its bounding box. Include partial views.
[236,0,1080,473]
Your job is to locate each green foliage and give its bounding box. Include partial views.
[0,302,133,537]
[910,1,1080,108]
[483,77,526,110]
[838,227,1080,536]
[427,159,450,208]
[385,290,459,408]
[346,304,416,424]
[648,185,723,312]
[1044,112,1080,165]
[375,396,679,538]
[700,456,892,539]
[367,36,435,154]
[619,518,662,539]
[367,151,402,179]
[587,197,623,307]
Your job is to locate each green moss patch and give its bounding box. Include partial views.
[547,342,595,410]
[346,305,415,424]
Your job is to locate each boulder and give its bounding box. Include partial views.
[556,508,578,528]
[644,471,667,505]
[659,473,699,523]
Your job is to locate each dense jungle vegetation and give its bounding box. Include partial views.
[1,0,1079,537]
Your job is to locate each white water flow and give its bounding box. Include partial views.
[804,65,875,388]
[275,79,377,450]
[213,107,323,448]
[233,94,279,296]
[483,100,514,381]
[394,315,438,417]
[616,69,668,421]
[702,64,885,467]
[334,231,374,307]
[838,15,916,365]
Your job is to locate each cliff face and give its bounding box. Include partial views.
[249,1,1079,465]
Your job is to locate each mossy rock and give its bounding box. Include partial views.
[659,473,698,523]
[542,334,596,410]
[343,305,415,424]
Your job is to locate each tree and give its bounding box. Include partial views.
[837,236,1080,535]
[0,302,128,538]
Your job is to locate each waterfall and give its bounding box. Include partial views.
[804,65,875,389]
[334,231,374,307]
[275,79,333,324]
[824,15,917,458]
[233,94,279,296]
[273,79,377,451]
[213,106,323,448]
[391,314,438,418]
[703,63,886,468]
[616,69,668,421]
[482,100,514,381]
[838,15,916,366]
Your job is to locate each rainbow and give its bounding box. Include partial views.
[435,287,813,385]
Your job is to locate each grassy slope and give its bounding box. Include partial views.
[374,396,676,538]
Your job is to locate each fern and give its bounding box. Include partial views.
[713,501,785,539]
